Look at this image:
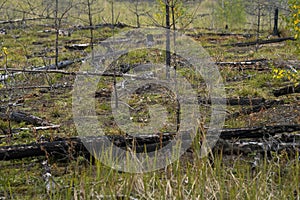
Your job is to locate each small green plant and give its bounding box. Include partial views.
[1,46,8,69]
[51,107,61,118]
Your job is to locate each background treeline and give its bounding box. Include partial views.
[0,0,291,32]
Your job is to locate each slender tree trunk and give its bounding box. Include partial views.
[135,0,140,28]
[255,0,261,52]
[7,107,12,143]
[55,0,59,69]
[136,14,140,28]
[87,0,94,60]
[170,0,180,131]
[165,0,170,79]
[111,0,118,108]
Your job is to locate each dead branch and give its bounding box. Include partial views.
[14,125,60,131]
[0,125,61,139]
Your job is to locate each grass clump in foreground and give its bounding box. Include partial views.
[0,145,299,199]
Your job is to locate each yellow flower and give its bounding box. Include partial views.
[277,74,284,79]
[278,70,284,75]
[2,47,8,55]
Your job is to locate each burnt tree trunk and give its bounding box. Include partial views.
[87,0,95,60]
[272,7,280,37]
[55,0,59,69]
[165,0,171,79]
[256,0,262,52]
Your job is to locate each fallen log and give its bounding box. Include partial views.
[219,124,300,139]
[64,37,131,51]
[273,84,300,97]
[73,22,133,30]
[223,37,296,47]
[14,125,60,131]
[33,59,83,70]
[216,59,270,71]
[187,32,254,38]
[215,137,300,155]
[0,59,83,82]
[216,59,269,66]
[0,133,175,161]
[65,43,90,50]
[0,110,53,126]
[227,100,284,119]
[0,125,61,139]
[0,68,152,80]
[0,84,72,92]
[198,97,266,106]
[0,17,47,25]
[1,124,300,161]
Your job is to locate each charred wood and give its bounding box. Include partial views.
[1,125,300,161]
[198,97,266,106]
[273,84,300,97]
[223,37,296,47]
[227,100,284,119]
[0,110,53,126]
